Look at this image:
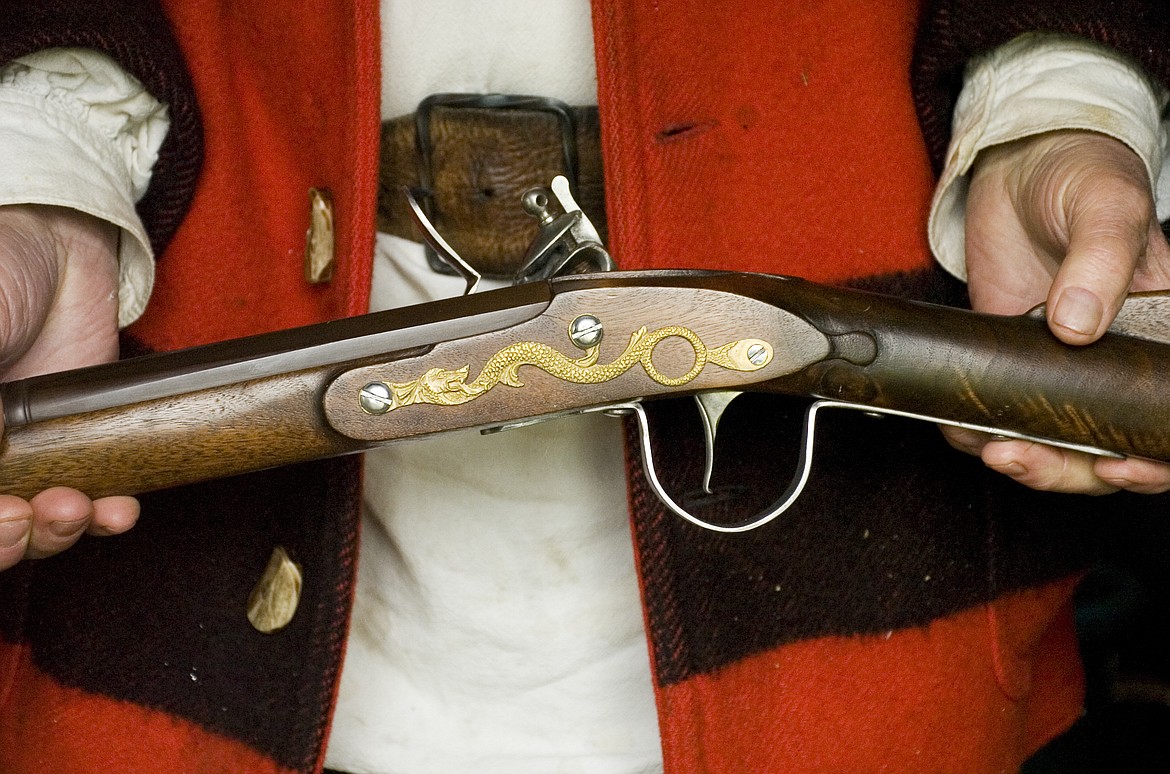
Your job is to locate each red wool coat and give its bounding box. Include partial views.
[2,1,1169,772]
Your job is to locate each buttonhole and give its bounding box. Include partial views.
[655,120,718,144]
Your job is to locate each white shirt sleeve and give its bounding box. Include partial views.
[0,48,170,327]
[929,32,1170,281]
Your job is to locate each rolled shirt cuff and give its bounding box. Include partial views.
[0,49,169,327]
[929,33,1170,281]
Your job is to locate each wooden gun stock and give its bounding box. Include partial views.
[0,282,552,499]
[0,366,366,499]
[1,270,1169,500]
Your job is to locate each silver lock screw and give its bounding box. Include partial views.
[359,382,393,415]
[568,315,604,349]
[746,343,769,366]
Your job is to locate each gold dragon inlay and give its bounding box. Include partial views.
[363,325,773,413]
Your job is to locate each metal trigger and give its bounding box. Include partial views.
[693,391,743,493]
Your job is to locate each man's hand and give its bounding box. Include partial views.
[951,129,1170,495]
[0,205,139,571]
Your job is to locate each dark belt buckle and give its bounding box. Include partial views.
[414,93,580,276]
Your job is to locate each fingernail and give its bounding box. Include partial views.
[48,519,87,538]
[1052,287,1103,336]
[0,519,28,548]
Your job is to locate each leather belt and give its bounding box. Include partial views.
[377,94,606,278]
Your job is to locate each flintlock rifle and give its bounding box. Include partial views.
[2,177,1169,532]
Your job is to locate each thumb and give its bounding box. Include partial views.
[1046,185,1151,345]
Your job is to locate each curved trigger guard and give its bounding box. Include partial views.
[615,401,818,533]
[617,398,1125,534]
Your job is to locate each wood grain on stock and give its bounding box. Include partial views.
[755,282,1170,463]
[0,366,367,500]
